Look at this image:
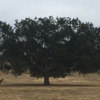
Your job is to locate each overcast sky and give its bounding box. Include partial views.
[0,0,100,27]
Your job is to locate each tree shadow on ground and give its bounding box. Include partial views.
[1,83,100,87]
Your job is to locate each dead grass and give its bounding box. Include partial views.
[0,72,100,100]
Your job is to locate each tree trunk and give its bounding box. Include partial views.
[44,72,50,85]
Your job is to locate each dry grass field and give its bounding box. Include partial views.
[0,72,100,100]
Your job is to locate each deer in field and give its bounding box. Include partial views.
[0,79,4,85]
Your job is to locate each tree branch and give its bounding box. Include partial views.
[47,66,58,72]
[30,60,45,72]
[43,59,58,72]
[48,59,55,69]
[34,65,45,72]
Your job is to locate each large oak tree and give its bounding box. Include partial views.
[0,17,100,85]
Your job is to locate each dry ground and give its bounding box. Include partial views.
[0,72,100,100]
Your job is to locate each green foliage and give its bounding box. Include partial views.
[75,55,94,74]
[0,17,100,84]
[12,17,75,77]
[93,55,100,72]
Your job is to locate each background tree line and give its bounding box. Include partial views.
[0,16,100,85]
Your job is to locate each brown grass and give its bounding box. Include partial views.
[0,72,100,100]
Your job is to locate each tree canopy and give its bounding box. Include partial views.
[0,16,100,85]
